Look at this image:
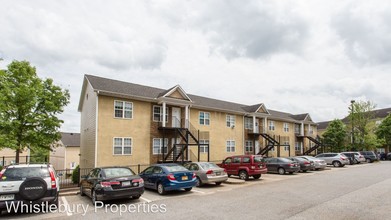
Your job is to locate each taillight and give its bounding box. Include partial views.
[341,157,346,160]
[206,170,214,175]
[304,161,310,165]
[223,169,227,173]
[132,178,144,186]
[167,173,176,181]
[101,181,120,187]
[289,163,295,167]
[192,173,196,179]
[49,169,57,189]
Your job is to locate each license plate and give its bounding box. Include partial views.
[182,176,188,181]
[215,172,221,176]
[0,194,14,201]
[122,181,130,187]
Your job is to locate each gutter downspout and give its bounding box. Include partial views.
[95,91,99,168]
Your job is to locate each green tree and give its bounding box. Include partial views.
[376,114,391,152]
[0,60,70,163]
[349,100,376,150]
[322,119,347,152]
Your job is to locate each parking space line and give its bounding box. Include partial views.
[61,196,73,216]
[140,196,152,203]
[191,189,206,194]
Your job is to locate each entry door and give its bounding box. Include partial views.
[255,119,260,133]
[172,107,181,127]
[255,141,260,154]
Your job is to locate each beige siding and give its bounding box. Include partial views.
[189,109,244,162]
[50,144,66,170]
[65,147,80,169]
[0,148,29,166]
[80,83,97,169]
[266,120,296,157]
[96,96,151,166]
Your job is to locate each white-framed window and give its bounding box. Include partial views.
[199,140,209,153]
[113,137,132,155]
[244,117,253,130]
[283,123,289,132]
[295,142,302,151]
[245,140,253,152]
[70,162,76,169]
[226,115,236,128]
[269,121,275,131]
[226,140,235,152]
[270,146,275,152]
[153,138,168,154]
[114,100,133,119]
[199,112,210,125]
[153,105,168,122]
[284,141,290,151]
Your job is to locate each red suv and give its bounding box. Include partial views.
[218,155,268,180]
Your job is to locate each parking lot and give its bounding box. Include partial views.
[4,161,390,219]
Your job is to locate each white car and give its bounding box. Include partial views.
[0,164,60,214]
[296,156,327,170]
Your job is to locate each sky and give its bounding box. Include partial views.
[1,0,391,133]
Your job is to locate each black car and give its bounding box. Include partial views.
[360,151,378,163]
[264,157,300,175]
[80,167,144,204]
[287,157,314,172]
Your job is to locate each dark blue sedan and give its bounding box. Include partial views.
[139,164,197,195]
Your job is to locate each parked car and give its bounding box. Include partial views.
[139,164,196,195]
[80,166,144,204]
[264,157,300,175]
[296,156,327,170]
[287,157,314,172]
[387,153,391,161]
[341,152,365,164]
[315,153,349,167]
[184,162,228,186]
[0,164,60,213]
[360,151,378,163]
[218,155,268,180]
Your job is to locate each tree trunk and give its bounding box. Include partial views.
[15,149,20,164]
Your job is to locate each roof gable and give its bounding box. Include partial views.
[159,85,192,102]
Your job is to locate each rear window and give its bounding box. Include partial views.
[253,156,265,163]
[2,167,49,181]
[103,168,135,178]
[199,163,220,170]
[279,158,293,163]
[165,165,188,172]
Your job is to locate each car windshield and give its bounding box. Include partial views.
[279,158,294,163]
[165,165,188,172]
[103,168,135,178]
[1,167,50,181]
[199,163,220,170]
[253,156,265,163]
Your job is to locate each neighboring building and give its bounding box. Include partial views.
[0,148,29,166]
[317,107,391,152]
[78,75,320,169]
[50,132,80,170]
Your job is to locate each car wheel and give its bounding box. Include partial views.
[253,174,261,179]
[227,174,231,177]
[132,195,141,199]
[157,183,166,195]
[92,190,98,204]
[80,185,86,196]
[333,161,341,167]
[303,170,308,173]
[366,158,371,163]
[278,168,285,175]
[215,182,222,186]
[239,170,249,180]
[184,187,192,192]
[196,177,202,187]
[289,172,293,174]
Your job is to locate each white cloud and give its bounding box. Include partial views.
[1,0,391,132]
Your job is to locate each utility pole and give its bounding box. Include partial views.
[351,100,355,151]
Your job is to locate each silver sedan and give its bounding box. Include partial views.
[296,156,327,170]
[184,162,228,186]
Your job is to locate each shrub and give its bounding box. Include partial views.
[72,165,80,184]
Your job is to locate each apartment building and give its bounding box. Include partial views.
[78,75,320,168]
[49,132,80,170]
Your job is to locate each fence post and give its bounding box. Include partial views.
[26,155,28,164]
[138,164,141,174]
[2,156,4,166]
[78,166,81,187]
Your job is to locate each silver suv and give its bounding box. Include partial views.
[315,153,350,167]
[0,164,60,214]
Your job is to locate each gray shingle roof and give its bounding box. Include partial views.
[84,75,311,123]
[60,132,80,147]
